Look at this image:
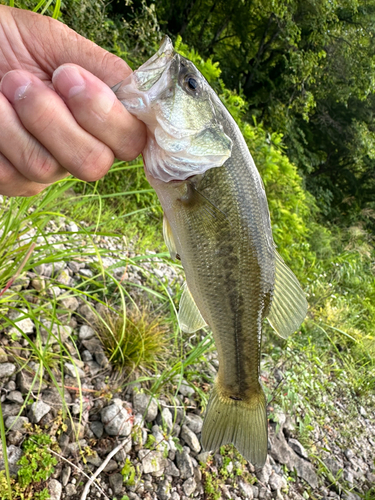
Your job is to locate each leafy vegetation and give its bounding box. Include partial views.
[0,431,57,500]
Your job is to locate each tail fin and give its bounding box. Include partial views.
[201,383,268,468]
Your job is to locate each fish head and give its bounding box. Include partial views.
[114,36,232,183]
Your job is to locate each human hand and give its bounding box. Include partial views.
[0,6,146,196]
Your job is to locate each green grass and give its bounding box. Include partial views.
[96,305,169,372]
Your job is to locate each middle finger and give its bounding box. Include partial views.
[1,70,114,182]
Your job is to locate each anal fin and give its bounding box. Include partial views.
[267,251,308,339]
[178,282,207,333]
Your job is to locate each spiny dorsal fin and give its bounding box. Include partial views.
[178,282,207,333]
[163,214,177,260]
[267,251,308,339]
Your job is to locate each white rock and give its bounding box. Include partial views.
[28,401,51,423]
[79,325,96,340]
[49,479,62,500]
[64,363,86,379]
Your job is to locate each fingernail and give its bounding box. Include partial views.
[0,71,32,103]
[95,86,116,115]
[53,64,86,99]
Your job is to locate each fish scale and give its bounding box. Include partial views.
[115,36,308,467]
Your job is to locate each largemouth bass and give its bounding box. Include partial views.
[114,37,308,467]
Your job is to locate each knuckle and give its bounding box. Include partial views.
[114,124,147,162]
[20,139,57,183]
[68,142,114,182]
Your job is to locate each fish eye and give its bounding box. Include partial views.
[185,75,199,91]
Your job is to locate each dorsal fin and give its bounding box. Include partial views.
[178,282,207,333]
[267,251,308,339]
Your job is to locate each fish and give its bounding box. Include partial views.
[113,36,308,468]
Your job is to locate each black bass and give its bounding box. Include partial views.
[114,37,308,467]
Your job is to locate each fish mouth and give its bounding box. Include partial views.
[134,36,176,91]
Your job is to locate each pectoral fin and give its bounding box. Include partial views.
[267,251,308,339]
[178,282,207,333]
[163,214,178,260]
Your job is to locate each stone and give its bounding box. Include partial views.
[56,270,71,286]
[288,438,308,459]
[77,304,97,323]
[101,403,133,436]
[86,452,103,466]
[28,400,51,423]
[344,449,354,460]
[181,425,201,453]
[66,420,85,440]
[47,286,61,298]
[0,445,22,474]
[178,380,195,396]
[157,407,173,432]
[176,449,194,479]
[61,466,71,486]
[82,338,108,367]
[269,428,318,488]
[59,296,79,311]
[133,392,158,422]
[5,381,16,391]
[343,469,354,484]
[183,476,197,496]
[165,459,180,477]
[68,261,83,273]
[90,421,104,439]
[7,391,24,404]
[2,404,22,419]
[252,485,259,498]
[80,268,94,278]
[86,361,101,375]
[171,493,180,500]
[42,387,72,411]
[67,439,87,456]
[40,320,72,344]
[17,371,45,393]
[157,479,172,500]
[64,362,86,379]
[64,483,77,496]
[8,312,34,338]
[238,480,254,499]
[256,458,272,484]
[185,413,203,434]
[31,278,45,291]
[324,457,343,477]
[48,479,62,500]
[258,487,271,500]
[196,451,210,464]
[104,459,118,472]
[81,350,93,361]
[7,430,23,446]
[0,347,8,363]
[0,363,16,378]
[79,325,96,340]
[5,416,29,433]
[139,450,167,474]
[268,472,286,491]
[342,493,361,500]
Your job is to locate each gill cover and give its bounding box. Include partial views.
[113,37,232,182]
